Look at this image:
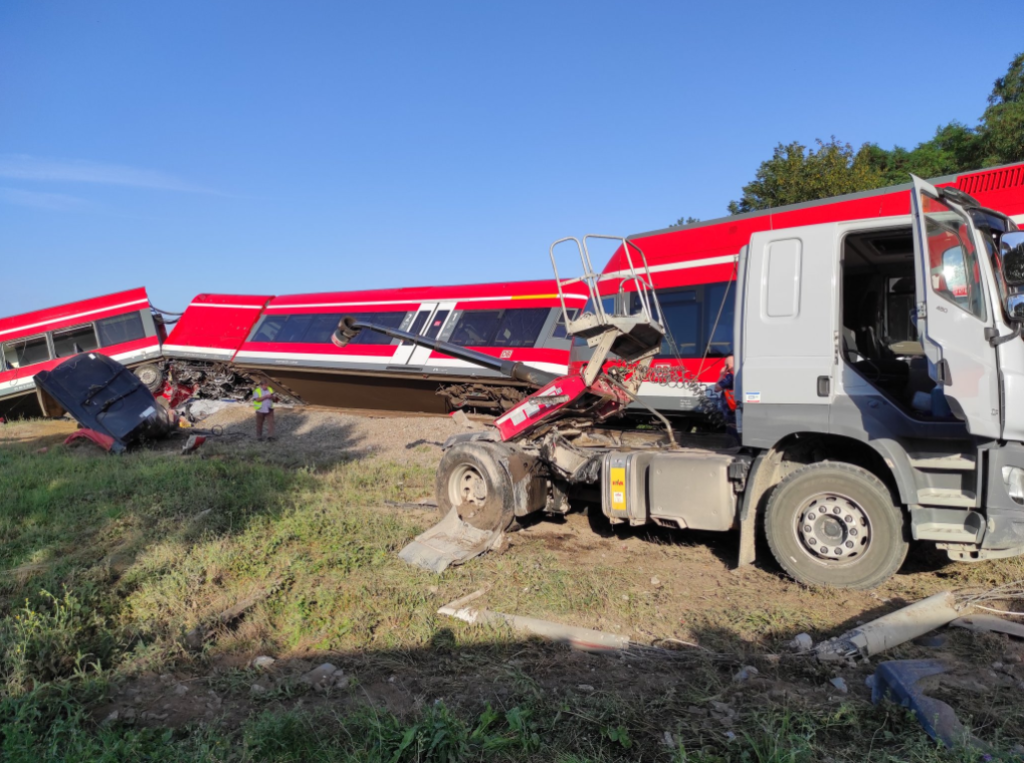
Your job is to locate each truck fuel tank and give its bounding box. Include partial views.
[601,450,743,532]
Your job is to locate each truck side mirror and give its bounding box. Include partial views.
[1006,294,1024,322]
[1000,231,1024,287]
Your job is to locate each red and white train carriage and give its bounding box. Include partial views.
[0,287,164,418]
[163,279,587,412]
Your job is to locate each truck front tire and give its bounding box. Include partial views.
[435,442,516,533]
[764,462,908,590]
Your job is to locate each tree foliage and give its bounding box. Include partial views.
[727,138,883,214]
[981,51,1024,166]
[717,52,1024,216]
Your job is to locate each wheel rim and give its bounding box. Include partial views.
[137,367,159,386]
[793,492,871,564]
[449,464,487,509]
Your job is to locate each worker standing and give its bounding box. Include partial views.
[714,355,737,444]
[252,383,278,441]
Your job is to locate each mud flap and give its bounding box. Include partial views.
[398,507,506,573]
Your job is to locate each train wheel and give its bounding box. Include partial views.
[764,462,908,590]
[134,363,165,394]
[435,442,515,533]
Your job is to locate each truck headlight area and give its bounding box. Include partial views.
[1002,466,1024,505]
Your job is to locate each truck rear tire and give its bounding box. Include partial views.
[435,442,516,533]
[764,462,908,590]
[134,363,165,394]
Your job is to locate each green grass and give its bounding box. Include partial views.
[2,438,1024,761]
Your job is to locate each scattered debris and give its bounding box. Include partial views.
[182,399,234,420]
[180,434,208,455]
[437,589,714,659]
[35,353,177,453]
[64,428,118,452]
[789,633,813,652]
[950,613,1024,639]
[650,576,662,588]
[732,665,759,682]
[815,592,962,661]
[399,507,506,573]
[300,663,347,690]
[829,676,848,694]
[450,410,476,429]
[870,660,982,750]
[252,656,276,670]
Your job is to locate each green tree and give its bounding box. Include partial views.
[671,216,701,228]
[727,138,884,214]
[979,51,1024,166]
[861,121,983,186]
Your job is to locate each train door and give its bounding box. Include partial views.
[390,303,438,365]
[407,301,456,366]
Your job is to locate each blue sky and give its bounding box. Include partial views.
[1,1,1020,317]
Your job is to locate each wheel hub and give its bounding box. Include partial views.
[450,464,487,509]
[797,494,870,560]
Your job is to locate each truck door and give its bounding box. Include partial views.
[910,175,1001,438]
[741,224,837,441]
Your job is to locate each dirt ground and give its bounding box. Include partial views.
[5,404,1024,749]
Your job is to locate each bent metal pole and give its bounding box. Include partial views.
[332,316,560,388]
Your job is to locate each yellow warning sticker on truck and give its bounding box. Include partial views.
[610,467,626,513]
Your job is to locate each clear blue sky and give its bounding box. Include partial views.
[1,1,1020,317]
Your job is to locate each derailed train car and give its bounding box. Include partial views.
[0,287,164,419]
[163,279,588,413]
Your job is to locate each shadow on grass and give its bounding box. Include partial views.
[0,413,371,601]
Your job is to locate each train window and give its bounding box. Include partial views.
[449,310,503,346]
[302,314,344,344]
[53,324,100,357]
[632,284,736,359]
[345,311,408,345]
[401,311,432,345]
[657,289,700,357]
[251,315,286,343]
[274,314,316,343]
[449,308,549,347]
[491,308,549,347]
[2,335,51,368]
[552,309,579,339]
[96,312,146,347]
[703,283,735,356]
[423,310,450,340]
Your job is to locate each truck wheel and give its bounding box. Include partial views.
[764,462,908,590]
[134,363,165,393]
[435,442,516,533]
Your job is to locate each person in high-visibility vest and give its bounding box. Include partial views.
[252,384,278,441]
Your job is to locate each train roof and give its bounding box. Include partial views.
[265,278,588,310]
[0,287,150,340]
[598,163,1024,279]
[629,162,1024,243]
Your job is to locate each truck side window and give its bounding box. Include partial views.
[924,203,985,321]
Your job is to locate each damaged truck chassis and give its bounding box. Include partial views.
[336,189,1024,590]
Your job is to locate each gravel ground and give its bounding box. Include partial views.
[196,403,482,467]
